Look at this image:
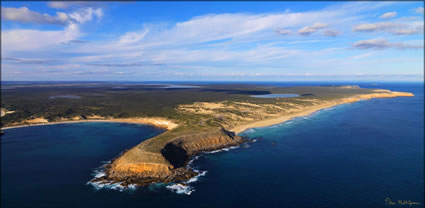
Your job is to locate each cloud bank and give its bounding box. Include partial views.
[353,21,424,35]
[353,39,423,50]
[298,23,327,36]
[1,7,70,25]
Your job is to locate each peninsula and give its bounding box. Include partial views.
[1,82,414,186]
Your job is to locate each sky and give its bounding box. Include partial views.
[1,1,424,81]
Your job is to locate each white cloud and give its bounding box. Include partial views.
[323,29,341,37]
[353,21,424,35]
[1,7,71,25]
[55,2,415,67]
[354,22,396,31]
[1,6,103,25]
[101,10,352,53]
[156,9,356,45]
[1,6,103,54]
[1,23,81,52]
[47,1,103,9]
[276,29,292,35]
[69,7,103,24]
[298,23,327,35]
[380,12,397,19]
[352,39,423,50]
[414,7,424,15]
[119,29,149,44]
[2,57,56,64]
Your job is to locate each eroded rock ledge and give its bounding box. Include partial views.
[95,128,246,186]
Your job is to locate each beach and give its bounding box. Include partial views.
[1,117,178,131]
[231,101,340,134]
[232,91,414,134]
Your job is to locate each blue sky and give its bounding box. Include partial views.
[1,1,424,81]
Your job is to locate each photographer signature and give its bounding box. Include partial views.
[385,198,421,206]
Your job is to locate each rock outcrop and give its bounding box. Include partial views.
[101,128,245,186]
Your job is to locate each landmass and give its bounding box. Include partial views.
[0,82,414,186]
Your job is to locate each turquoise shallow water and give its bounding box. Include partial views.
[1,82,424,208]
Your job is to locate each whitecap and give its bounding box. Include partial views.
[186,170,207,184]
[93,171,106,178]
[128,184,137,191]
[87,180,126,192]
[87,163,138,192]
[165,161,208,195]
[204,145,239,154]
[166,183,193,195]
[187,155,200,166]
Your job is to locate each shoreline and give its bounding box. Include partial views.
[232,92,414,134]
[1,118,178,131]
[232,101,344,134]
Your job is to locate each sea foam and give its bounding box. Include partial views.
[87,161,138,192]
[204,145,239,154]
[166,167,208,195]
[166,183,193,195]
[165,144,242,195]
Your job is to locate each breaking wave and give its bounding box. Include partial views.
[166,158,208,195]
[204,145,239,154]
[86,161,137,192]
[166,183,193,195]
[166,144,242,195]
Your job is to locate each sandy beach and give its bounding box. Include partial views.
[1,117,178,131]
[231,91,415,134]
[231,102,340,134]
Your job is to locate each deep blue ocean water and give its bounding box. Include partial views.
[1,82,424,208]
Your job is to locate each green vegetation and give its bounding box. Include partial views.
[1,82,374,127]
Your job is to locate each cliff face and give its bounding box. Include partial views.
[167,129,241,156]
[103,128,245,185]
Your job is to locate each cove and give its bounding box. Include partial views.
[1,122,165,208]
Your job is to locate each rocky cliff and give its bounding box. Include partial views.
[99,128,245,186]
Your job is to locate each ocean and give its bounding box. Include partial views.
[1,82,423,208]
